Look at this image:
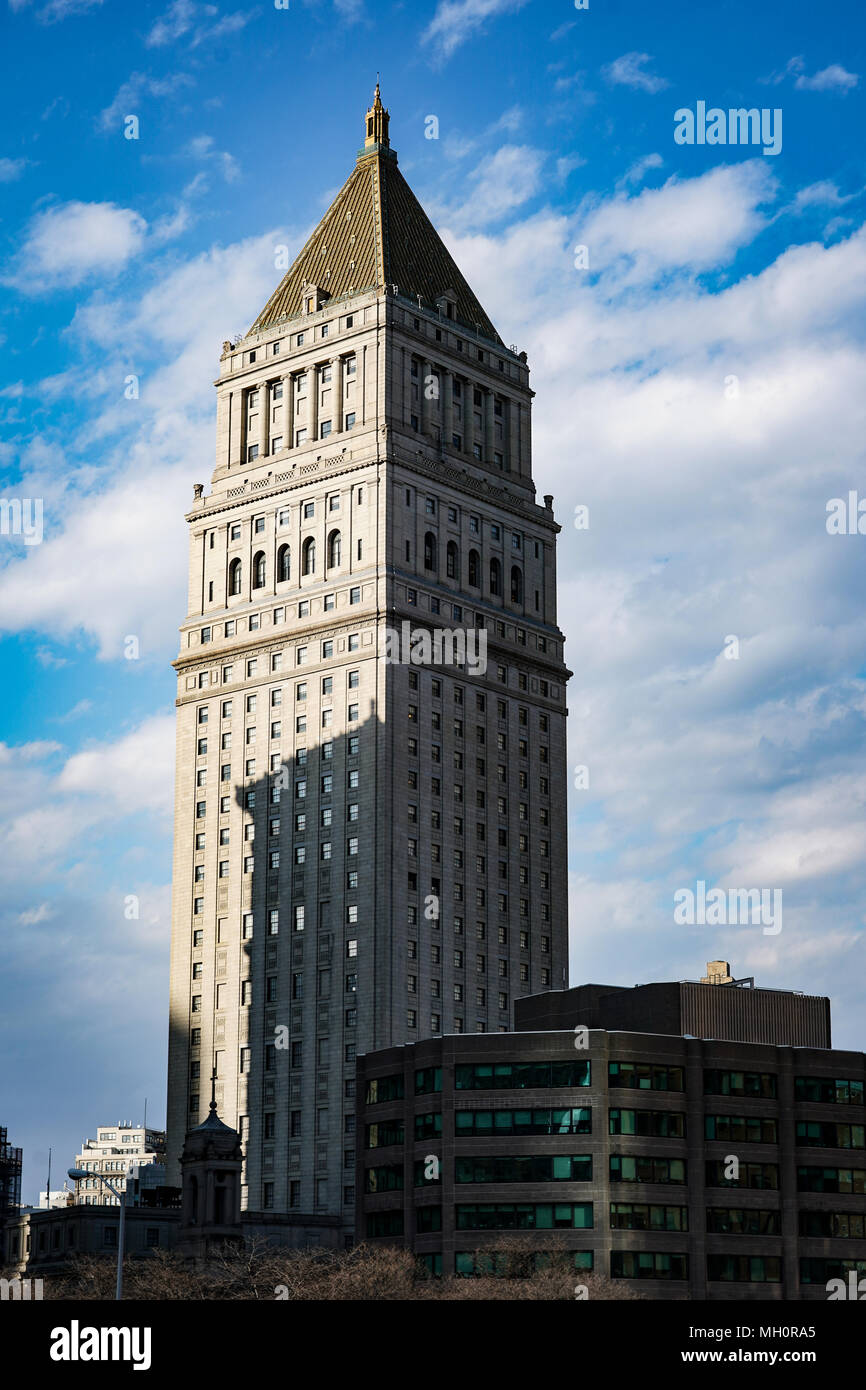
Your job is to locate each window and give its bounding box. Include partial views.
[611,1251,689,1282]
[277,545,290,583]
[302,537,316,575]
[795,1076,865,1105]
[327,530,342,567]
[228,558,242,596]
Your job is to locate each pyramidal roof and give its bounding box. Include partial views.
[248,85,503,346]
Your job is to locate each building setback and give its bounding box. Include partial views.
[355,970,866,1298]
[165,87,570,1234]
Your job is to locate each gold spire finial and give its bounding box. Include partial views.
[365,81,390,149]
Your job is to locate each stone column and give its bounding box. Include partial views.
[257,381,269,459]
[509,400,521,476]
[282,373,294,452]
[229,389,243,469]
[484,388,495,465]
[309,364,319,442]
[331,356,343,433]
[420,358,432,437]
[404,350,413,429]
[442,369,453,448]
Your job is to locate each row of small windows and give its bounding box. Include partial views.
[215,489,363,545]
[362,1061,866,1104]
[372,1109,689,1142]
[196,689,360,744]
[396,1247,866,1285]
[228,533,349,593]
[369,1203,866,1239]
[200,608,365,651]
[246,413,357,460]
[452,1251,593,1278]
[368,1153,866,1192]
[417,535,526,603]
[242,320,356,365]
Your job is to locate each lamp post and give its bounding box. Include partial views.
[67,1166,133,1300]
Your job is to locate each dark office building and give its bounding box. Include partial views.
[515,962,831,1049]
[355,967,866,1298]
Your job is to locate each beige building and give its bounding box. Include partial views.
[72,1124,166,1207]
[166,88,571,1233]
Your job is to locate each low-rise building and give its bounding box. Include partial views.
[355,966,866,1298]
[2,1203,182,1276]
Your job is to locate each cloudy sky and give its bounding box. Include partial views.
[1,0,864,1201]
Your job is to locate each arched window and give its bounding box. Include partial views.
[446,540,459,580]
[424,532,437,572]
[468,549,480,588]
[253,551,266,589]
[510,566,524,605]
[327,529,342,568]
[277,544,290,584]
[228,558,242,596]
[490,557,502,597]
[302,537,316,576]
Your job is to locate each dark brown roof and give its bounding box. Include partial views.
[248,147,503,345]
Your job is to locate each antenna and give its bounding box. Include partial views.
[46,1146,51,1205]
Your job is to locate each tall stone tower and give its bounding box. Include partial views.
[166,88,571,1234]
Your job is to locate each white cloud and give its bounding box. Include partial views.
[10,0,104,21]
[0,157,29,182]
[435,144,545,231]
[4,201,147,292]
[790,180,860,214]
[422,0,529,61]
[438,167,866,1039]
[795,63,859,93]
[556,154,586,182]
[620,152,663,187]
[185,133,240,182]
[98,71,194,134]
[602,51,669,93]
[0,228,282,658]
[0,722,173,906]
[59,715,175,816]
[18,902,57,926]
[146,0,255,48]
[578,160,776,282]
[767,55,859,93]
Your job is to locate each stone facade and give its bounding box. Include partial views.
[166,90,570,1235]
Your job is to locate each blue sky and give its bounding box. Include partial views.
[1,0,865,1202]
